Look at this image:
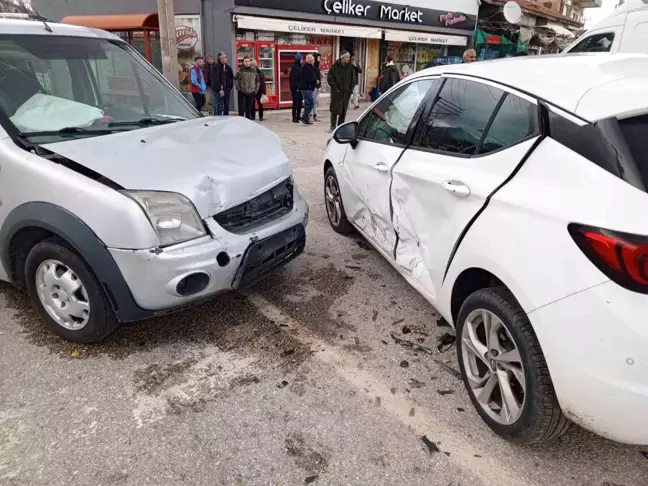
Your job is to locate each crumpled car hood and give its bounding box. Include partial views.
[42,117,291,218]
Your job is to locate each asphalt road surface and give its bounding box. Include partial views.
[1,103,647,486]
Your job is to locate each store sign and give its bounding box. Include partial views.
[234,0,476,31]
[323,0,423,23]
[486,35,501,45]
[176,25,199,50]
[384,29,467,46]
[236,15,383,38]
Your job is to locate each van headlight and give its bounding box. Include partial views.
[123,191,206,246]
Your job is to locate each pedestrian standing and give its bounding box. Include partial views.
[204,55,216,113]
[213,52,234,116]
[379,56,400,94]
[235,56,260,120]
[299,54,318,126]
[463,49,477,63]
[349,54,363,110]
[327,51,354,132]
[189,56,207,112]
[290,54,303,123]
[251,59,266,121]
[311,53,322,123]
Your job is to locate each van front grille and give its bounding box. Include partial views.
[213,178,293,234]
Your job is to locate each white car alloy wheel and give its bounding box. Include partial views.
[461,308,526,425]
[35,259,91,331]
[325,173,342,227]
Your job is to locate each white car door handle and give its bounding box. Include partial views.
[442,180,471,197]
[374,163,390,173]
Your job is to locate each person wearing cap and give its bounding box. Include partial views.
[290,54,304,123]
[327,51,354,132]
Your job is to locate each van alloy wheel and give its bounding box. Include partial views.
[325,174,342,227]
[35,259,90,331]
[461,309,526,425]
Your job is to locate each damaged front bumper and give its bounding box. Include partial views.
[108,191,308,312]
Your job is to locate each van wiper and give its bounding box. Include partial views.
[108,117,179,127]
[20,126,115,137]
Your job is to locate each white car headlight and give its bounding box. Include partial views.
[124,191,206,247]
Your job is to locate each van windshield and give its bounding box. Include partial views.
[0,34,198,138]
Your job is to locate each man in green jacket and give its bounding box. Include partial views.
[327,51,354,132]
[235,56,260,120]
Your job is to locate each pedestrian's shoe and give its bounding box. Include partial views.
[299,120,311,126]
[259,118,264,121]
[313,116,319,122]
[292,119,299,124]
[328,126,335,133]
[354,105,360,109]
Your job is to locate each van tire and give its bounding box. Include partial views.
[24,238,119,343]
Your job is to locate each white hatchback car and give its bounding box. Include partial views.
[323,54,648,445]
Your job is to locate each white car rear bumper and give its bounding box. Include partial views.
[529,280,648,445]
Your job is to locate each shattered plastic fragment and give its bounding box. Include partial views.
[277,380,289,389]
[408,378,426,389]
[437,333,456,353]
[437,390,455,396]
[402,326,412,334]
[305,475,319,484]
[421,435,439,455]
[400,360,409,368]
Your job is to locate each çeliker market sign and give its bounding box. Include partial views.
[233,0,476,31]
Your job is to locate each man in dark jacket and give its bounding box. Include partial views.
[379,56,400,94]
[299,54,318,126]
[327,51,354,132]
[204,54,215,112]
[213,52,234,116]
[235,56,260,120]
[251,58,266,121]
[290,54,303,123]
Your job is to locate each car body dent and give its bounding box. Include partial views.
[42,116,292,218]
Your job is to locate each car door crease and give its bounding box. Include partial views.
[441,104,550,284]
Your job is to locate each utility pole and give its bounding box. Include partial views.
[157,0,179,87]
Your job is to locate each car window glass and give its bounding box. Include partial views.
[569,32,615,53]
[416,78,503,155]
[479,94,539,154]
[361,79,436,145]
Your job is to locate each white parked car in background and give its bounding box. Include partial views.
[323,54,648,445]
[563,0,648,53]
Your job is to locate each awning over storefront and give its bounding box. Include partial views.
[60,14,159,31]
[384,29,467,46]
[543,22,576,38]
[235,15,382,39]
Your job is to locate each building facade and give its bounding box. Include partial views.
[33,0,479,106]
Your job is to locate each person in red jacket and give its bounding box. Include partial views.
[189,56,207,111]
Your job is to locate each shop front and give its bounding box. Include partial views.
[206,0,477,109]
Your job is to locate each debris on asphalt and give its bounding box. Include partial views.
[390,332,434,355]
[278,380,289,388]
[457,407,465,412]
[437,333,456,353]
[474,454,482,458]
[408,378,426,389]
[641,451,648,460]
[416,337,426,344]
[434,359,462,379]
[400,360,410,368]
[354,337,360,346]
[375,397,381,407]
[71,350,80,358]
[409,407,415,417]
[421,435,440,455]
[402,325,411,334]
[372,310,379,322]
[356,240,373,251]
[392,318,405,326]
[283,349,295,356]
[381,340,389,345]
[437,318,451,328]
[345,265,362,271]
[444,452,451,457]
[390,387,396,394]
[437,390,455,396]
[305,475,319,484]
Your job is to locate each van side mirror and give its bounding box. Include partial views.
[333,122,359,149]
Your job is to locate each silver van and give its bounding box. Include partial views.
[0,19,308,342]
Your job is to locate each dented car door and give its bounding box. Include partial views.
[340,78,437,256]
[391,77,541,299]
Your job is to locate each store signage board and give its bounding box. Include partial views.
[384,29,467,46]
[234,0,476,31]
[236,15,383,38]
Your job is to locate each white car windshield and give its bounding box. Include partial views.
[0,34,198,136]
